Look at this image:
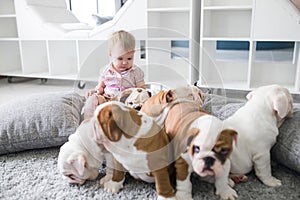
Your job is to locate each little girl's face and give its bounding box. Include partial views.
[109,43,135,73]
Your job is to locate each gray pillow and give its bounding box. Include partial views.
[202,93,245,116]
[0,92,85,155]
[272,109,300,173]
[203,93,300,173]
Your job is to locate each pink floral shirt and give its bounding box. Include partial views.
[100,64,144,97]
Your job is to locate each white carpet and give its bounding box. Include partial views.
[1,77,300,199]
[1,147,300,200]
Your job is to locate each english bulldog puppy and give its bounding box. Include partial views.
[57,118,113,186]
[83,88,152,119]
[141,85,205,117]
[93,101,176,200]
[117,87,152,110]
[224,84,293,187]
[141,87,238,200]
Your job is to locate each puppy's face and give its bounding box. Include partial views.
[141,89,176,117]
[174,85,205,106]
[188,120,237,178]
[58,143,99,185]
[57,120,105,185]
[246,84,293,126]
[118,88,152,111]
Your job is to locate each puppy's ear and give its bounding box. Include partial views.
[198,90,205,105]
[67,153,87,176]
[97,106,123,142]
[225,129,238,145]
[166,89,175,103]
[119,90,132,103]
[97,94,107,105]
[186,128,200,147]
[106,119,123,141]
[272,92,289,118]
[147,90,152,97]
[246,91,254,100]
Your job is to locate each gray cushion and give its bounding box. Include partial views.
[202,93,245,116]
[0,92,85,155]
[203,93,300,173]
[272,109,300,173]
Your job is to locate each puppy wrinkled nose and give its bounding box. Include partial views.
[204,157,215,169]
[135,105,142,110]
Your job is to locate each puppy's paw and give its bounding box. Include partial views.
[175,191,193,200]
[103,180,124,193]
[216,187,238,200]
[262,176,282,187]
[228,178,235,188]
[157,195,177,200]
[99,174,113,185]
[230,174,248,184]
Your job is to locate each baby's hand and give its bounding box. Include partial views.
[86,89,98,98]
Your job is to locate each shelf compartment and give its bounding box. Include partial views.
[202,10,252,38]
[215,40,250,62]
[200,60,249,87]
[0,41,21,74]
[203,0,253,7]
[0,0,15,15]
[203,6,252,10]
[201,40,250,62]
[146,40,190,84]
[250,62,297,87]
[147,8,190,12]
[20,40,49,74]
[77,40,108,81]
[171,40,189,59]
[0,17,18,38]
[199,41,249,88]
[253,41,295,63]
[148,0,190,9]
[148,12,190,38]
[147,62,190,87]
[48,40,78,76]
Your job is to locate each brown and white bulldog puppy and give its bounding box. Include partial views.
[141,85,205,119]
[141,86,238,200]
[224,84,293,187]
[93,101,176,200]
[57,118,114,186]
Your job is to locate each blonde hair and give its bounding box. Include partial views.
[108,30,136,52]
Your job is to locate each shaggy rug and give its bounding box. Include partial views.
[1,147,300,200]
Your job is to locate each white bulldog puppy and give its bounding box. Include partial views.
[117,88,152,110]
[224,84,293,187]
[57,118,113,186]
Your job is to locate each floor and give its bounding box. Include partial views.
[1,76,299,106]
[0,77,94,105]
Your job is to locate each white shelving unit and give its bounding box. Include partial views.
[198,0,300,93]
[0,0,20,76]
[0,0,146,86]
[146,0,200,87]
[1,0,198,88]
